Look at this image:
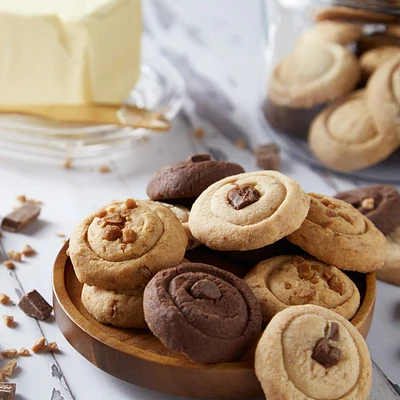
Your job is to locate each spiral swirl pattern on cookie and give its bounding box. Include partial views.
[143,262,262,364]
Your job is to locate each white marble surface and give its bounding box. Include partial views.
[0,1,399,399]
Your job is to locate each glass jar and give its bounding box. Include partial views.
[261,0,400,183]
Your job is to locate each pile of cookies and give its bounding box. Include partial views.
[265,4,400,172]
[68,155,390,399]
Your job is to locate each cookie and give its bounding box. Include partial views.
[357,34,400,56]
[297,21,363,47]
[360,46,400,81]
[286,193,386,273]
[255,305,372,400]
[366,55,400,143]
[143,262,262,364]
[385,24,400,39]
[313,5,398,23]
[376,225,400,286]
[335,185,400,235]
[69,198,187,291]
[146,154,245,204]
[188,171,310,251]
[81,284,146,329]
[268,43,360,108]
[309,90,399,172]
[245,255,360,324]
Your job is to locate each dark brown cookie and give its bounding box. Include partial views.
[146,154,245,205]
[143,262,262,364]
[335,185,400,235]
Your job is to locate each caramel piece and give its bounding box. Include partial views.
[0,294,10,304]
[122,228,137,244]
[328,276,345,295]
[254,144,280,171]
[31,337,46,353]
[297,262,314,280]
[2,316,14,328]
[101,225,122,241]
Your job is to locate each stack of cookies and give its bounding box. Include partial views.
[265,4,400,172]
[68,155,385,399]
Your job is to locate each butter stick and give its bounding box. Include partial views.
[1,203,41,232]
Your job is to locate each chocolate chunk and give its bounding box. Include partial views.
[327,322,340,341]
[191,279,221,300]
[0,383,16,399]
[228,185,260,210]
[18,290,53,320]
[1,203,41,232]
[312,338,342,367]
[254,144,280,170]
[187,154,211,163]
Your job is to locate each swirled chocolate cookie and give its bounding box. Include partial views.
[255,305,372,400]
[287,193,386,273]
[189,171,310,251]
[81,284,146,329]
[143,262,262,364]
[146,154,245,205]
[69,198,187,291]
[245,255,360,324]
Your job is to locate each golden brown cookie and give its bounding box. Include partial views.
[81,284,146,328]
[297,21,363,47]
[360,46,400,81]
[245,255,360,324]
[366,55,400,143]
[309,90,399,172]
[188,171,310,251]
[69,198,187,291]
[286,193,386,273]
[255,305,372,400]
[268,43,360,108]
[376,225,400,286]
[313,5,399,23]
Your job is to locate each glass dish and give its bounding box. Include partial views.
[260,0,400,184]
[0,54,186,164]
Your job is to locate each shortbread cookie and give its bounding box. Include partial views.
[146,154,245,204]
[287,193,386,272]
[360,46,400,81]
[189,171,310,251]
[69,198,187,291]
[376,225,400,286]
[143,262,262,364]
[357,34,400,55]
[366,56,400,142]
[309,90,399,172]
[268,43,360,108]
[313,5,398,23]
[335,185,400,235]
[297,21,363,47]
[255,305,372,400]
[245,255,360,324]
[81,284,146,328]
[158,202,200,250]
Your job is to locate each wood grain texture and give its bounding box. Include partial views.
[53,242,376,399]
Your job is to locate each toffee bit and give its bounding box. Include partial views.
[31,337,47,353]
[6,251,21,263]
[0,294,10,304]
[99,165,111,174]
[193,128,205,139]
[2,359,17,377]
[18,348,30,357]
[21,244,36,257]
[2,316,14,328]
[0,349,17,359]
[3,261,15,270]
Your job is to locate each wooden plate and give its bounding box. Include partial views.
[52,242,376,399]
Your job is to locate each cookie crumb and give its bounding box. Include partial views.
[21,244,36,257]
[0,294,10,304]
[361,197,375,210]
[3,261,15,270]
[2,359,17,378]
[193,128,205,139]
[47,342,59,353]
[6,251,21,263]
[99,165,111,174]
[31,337,46,353]
[64,157,72,169]
[2,316,14,328]
[235,139,248,150]
[0,349,17,359]
[18,348,30,357]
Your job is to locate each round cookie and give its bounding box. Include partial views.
[245,255,360,324]
[286,193,386,273]
[335,185,400,235]
[69,198,188,291]
[81,284,146,329]
[188,171,310,251]
[366,55,400,142]
[268,43,360,108]
[297,21,363,47]
[360,46,400,81]
[146,154,245,204]
[255,305,372,400]
[143,262,262,364]
[376,225,400,286]
[309,90,399,172]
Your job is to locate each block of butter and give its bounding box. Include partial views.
[0,0,141,105]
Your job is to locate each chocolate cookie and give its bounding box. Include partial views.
[335,185,400,235]
[146,154,245,205]
[143,262,262,364]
